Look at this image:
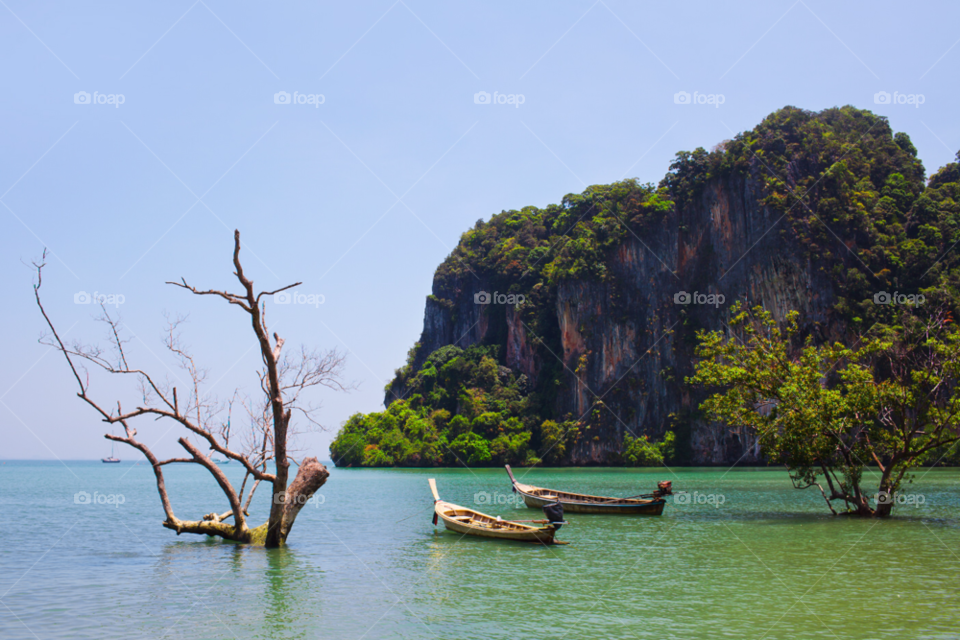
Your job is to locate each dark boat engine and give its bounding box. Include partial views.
[541,501,565,530]
[653,480,673,498]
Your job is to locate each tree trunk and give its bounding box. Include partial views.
[854,497,875,517]
[280,458,329,542]
[874,470,896,517]
[265,411,292,548]
[256,457,328,546]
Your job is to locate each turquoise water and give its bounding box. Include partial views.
[1,461,958,639]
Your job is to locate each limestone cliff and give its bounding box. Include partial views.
[396,168,841,463]
[333,105,943,467]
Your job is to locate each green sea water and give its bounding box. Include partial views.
[1,461,958,639]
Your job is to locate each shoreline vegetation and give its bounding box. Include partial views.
[331,105,960,496]
[332,343,682,469]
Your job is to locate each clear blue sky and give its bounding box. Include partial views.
[2,1,958,460]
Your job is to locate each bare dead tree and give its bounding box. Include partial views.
[33,231,349,547]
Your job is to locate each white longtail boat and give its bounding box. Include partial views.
[429,478,566,545]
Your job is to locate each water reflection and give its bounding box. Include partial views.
[257,547,323,640]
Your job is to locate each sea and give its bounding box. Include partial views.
[1,461,958,639]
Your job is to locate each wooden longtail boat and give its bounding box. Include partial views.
[429,479,566,545]
[504,465,671,515]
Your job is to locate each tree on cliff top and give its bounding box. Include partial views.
[34,231,349,546]
[690,302,960,516]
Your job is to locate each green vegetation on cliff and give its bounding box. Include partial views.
[331,344,580,467]
[332,178,674,467]
[331,105,960,467]
[666,107,959,326]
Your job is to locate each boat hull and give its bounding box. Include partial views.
[438,508,558,544]
[519,492,665,515]
[428,479,561,545]
[505,465,667,515]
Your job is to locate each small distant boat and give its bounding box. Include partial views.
[102,443,121,463]
[505,465,671,515]
[213,459,229,465]
[429,478,566,545]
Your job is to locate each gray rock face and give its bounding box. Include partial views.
[390,171,840,464]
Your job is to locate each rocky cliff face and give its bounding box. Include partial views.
[393,171,841,465]
[337,106,944,469]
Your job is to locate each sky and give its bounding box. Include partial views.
[2,1,958,462]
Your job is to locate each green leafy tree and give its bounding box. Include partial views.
[538,420,579,464]
[449,432,492,465]
[622,431,675,466]
[690,303,960,516]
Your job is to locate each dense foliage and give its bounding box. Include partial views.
[434,179,674,289]
[331,345,582,467]
[666,108,960,326]
[331,105,960,468]
[690,303,960,516]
